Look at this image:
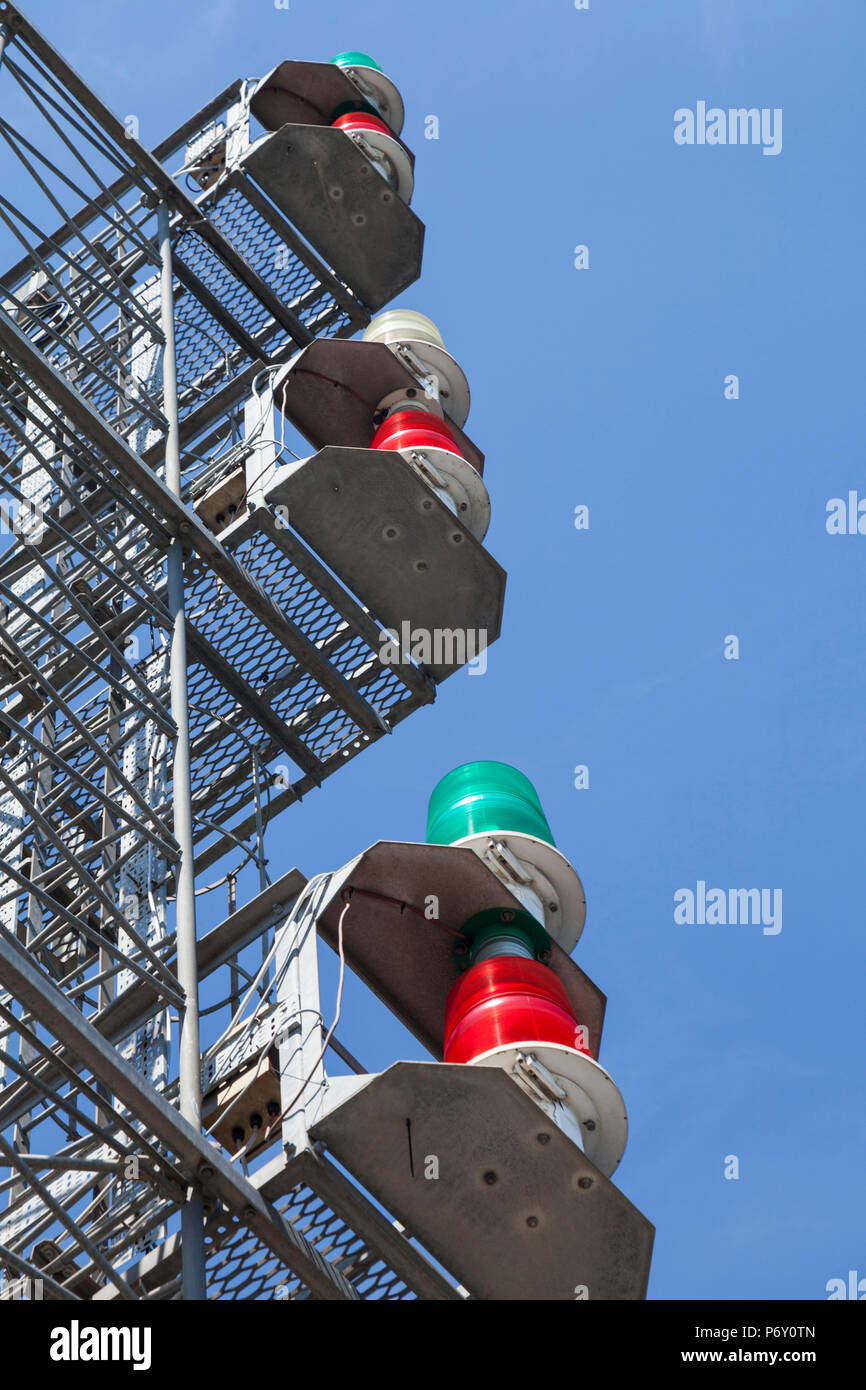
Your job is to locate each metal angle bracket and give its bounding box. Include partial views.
[250,60,405,139]
[310,1060,655,1301]
[310,840,606,1060]
[272,337,485,473]
[263,447,505,681]
[239,125,424,311]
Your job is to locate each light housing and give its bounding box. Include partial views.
[329,51,405,135]
[363,309,471,426]
[427,760,556,847]
[453,904,551,971]
[363,308,446,349]
[271,338,490,540]
[427,761,586,951]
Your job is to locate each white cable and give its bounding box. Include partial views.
[205,876,339,1152]
[260,893,349,1144]
[204,872,332,1084]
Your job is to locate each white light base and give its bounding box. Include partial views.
[400,446,490,541]
[467,1042,628,1178]
[385,341,471,427]
[450,832,586,952]
[341,65,405,137]
[343,129,414,204]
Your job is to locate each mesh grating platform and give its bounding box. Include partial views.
[203,1184,419,1302]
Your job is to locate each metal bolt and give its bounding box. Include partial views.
[539,949,552,964]
[583,1119,596,1131]
[578,1176,593,1190]
[198,1162,215,1179]
[526,1215,539,1228]
[500,909,515,922]
[537,1133,551,1145]
[483,1170,497,1186]
[415,560,428,572]
[548,902,558,912]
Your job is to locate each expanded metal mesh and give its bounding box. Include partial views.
[203,1184,418,1301]
[203,184,357,340]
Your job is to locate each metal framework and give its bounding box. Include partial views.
[0,4,512,1300]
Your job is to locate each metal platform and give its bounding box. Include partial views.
[265,447,505,680]
[241,126,424,311]
[91,1146,461,1302]
[312,1062,655,1301]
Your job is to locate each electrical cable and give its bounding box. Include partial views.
[200,872,336,1149]
[203,872,332,1085]
[338,883,465,938]
[259,891,350,1145]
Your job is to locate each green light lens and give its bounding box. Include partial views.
[426,761,556,848]
[330,51,383,73]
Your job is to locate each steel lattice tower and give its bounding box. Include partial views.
[0,4,650,1302]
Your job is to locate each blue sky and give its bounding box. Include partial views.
[11,0,866,1299]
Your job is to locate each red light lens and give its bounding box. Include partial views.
[443,957,593,1065]
[370,408,469,462]
[331,111,393,139]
